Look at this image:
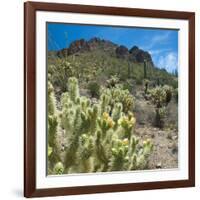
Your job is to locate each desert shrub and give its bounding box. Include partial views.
[106,75,120,88]
[171,79,178,89]
[48,77,153,174]
[87,81,100,98]
[123,80,133,93]
[135,76,143,85]
[48,60,74,92]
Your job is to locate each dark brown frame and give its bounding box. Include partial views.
[24,1,195,198]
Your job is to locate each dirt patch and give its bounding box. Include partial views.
[135,125,178,169]
[133,88,178,169]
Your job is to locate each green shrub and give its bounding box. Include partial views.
[87,81,100,98]
[48,60,74,92]
[106,75,120,88]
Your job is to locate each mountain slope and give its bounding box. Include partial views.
[48,37,178,94]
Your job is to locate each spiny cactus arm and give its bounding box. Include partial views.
[80,97,91,112]
[48,115,58,147]
[94,130,110,171]
[87,104,99,134]
[108,138,129,171]
[142,139,153,156]
[60,92,70,108]
[77,134,94,173]
[133,139,153,170]
[68,77,80,102]
[100,93,111,115]
[48,81,57,115]
[111,103,123,123]
[118,112,136,139]
[73,106,83,134]
[97,112,115,136]
[128,136,139,155]
[64,134,79,170]
[60,107,74,133]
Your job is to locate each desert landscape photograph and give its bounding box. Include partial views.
[47,23,178,175]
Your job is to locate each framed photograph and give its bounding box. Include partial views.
[24,1,195,197]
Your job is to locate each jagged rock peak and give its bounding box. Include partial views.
[129,45,153,63]
[129,46,139,53]
[67,37,117,55]
[116,45,129,58]
[68,39,90,55]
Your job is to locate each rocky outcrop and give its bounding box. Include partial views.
[57,48,68,58]
[66,37,117,55]
[88,37,118,53]
[49,38,154,66]
[68,39,90,55]
[129,45,153,63]
[115,45,129,58]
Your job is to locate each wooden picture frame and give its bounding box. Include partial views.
[24,1,195,197]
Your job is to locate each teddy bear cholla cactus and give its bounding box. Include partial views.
[101,85,134,114]
[48,77,153,174]
[48,81,61,172]
[149,85,173,128]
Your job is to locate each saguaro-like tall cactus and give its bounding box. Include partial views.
[144,60,147,79]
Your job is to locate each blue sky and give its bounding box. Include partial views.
[48,23,178,73]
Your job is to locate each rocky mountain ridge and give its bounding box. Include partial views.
[49,37,154,66]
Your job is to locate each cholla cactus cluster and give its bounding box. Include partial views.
[48,60,74,92]
[106,75,120,88]
[101,85,134,114]
[48,81,61,171]
[149,85,173,128]
[163,85,173,105]
[48,77,153,174]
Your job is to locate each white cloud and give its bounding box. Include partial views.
[149,48,171,56]
[151,32,171,43]
[157,52,178,73]
[141,31,171,50]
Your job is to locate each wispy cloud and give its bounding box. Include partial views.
[149,48,171,56]
[156,52,178,73]
[141,31,171,50]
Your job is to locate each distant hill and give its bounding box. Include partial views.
[48,37,178,93]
